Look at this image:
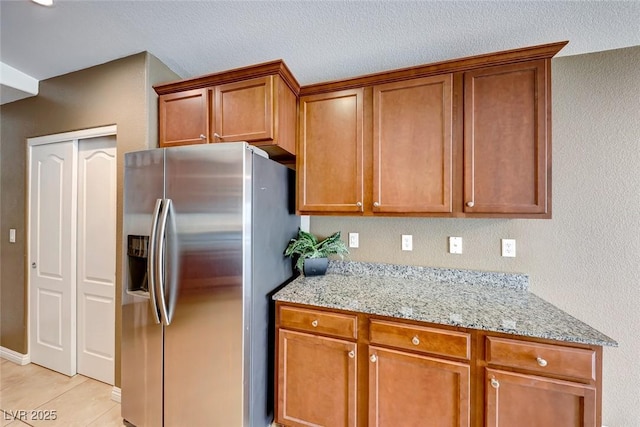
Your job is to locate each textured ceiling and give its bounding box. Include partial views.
[1,0,639,103]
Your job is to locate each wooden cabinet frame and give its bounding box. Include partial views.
[297,41,567,218]
[155,60,299,163]
[275,301,603,427]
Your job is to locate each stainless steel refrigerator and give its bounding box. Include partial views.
[121,142,299,427]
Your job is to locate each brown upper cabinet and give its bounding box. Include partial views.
[298,76,454,216]
[372,75,454,214]
[159,88,209,147]
[297,41,567,218]
[297,88,365,213]
[155,60,299,164]
[463,60,549,216]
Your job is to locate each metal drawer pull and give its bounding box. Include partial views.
[199,134,207,140]
[490,378,500,389]
[411,336,420,346]
[311,320,318,327]
[370,354,377,363]
[356,201,362,207]
[348,351,355,359]
[536,357,548,367]
[373,202,380,207]
[466,201,475,208]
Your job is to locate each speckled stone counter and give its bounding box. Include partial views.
[273,261,617,347]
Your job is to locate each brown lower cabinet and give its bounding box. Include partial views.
[485,369,596,427]
[275,302,603,427]
[369,347,470,427]
[277,330,357,427]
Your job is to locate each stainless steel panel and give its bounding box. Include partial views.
[122,149,164,427]
[247,154,300,426]
[163,143,246,426]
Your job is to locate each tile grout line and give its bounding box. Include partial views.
[84,400,119,427]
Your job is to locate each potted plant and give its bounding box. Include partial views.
[284,230,349,276]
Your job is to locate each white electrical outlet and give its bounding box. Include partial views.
[501,239,516,257]
[348,232,359,248]
[401,235,413,251]
[449,236,462,254]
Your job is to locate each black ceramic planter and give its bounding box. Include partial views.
[303,258,328,276]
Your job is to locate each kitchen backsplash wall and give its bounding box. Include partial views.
[312,45,640,427]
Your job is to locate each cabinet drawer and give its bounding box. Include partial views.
[279,305,357,340]
[369,319,470,360]
[486,337,596,381]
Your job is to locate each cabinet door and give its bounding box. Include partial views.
[368,346,470,427]
[298,89,364,213]
[159,88,209,147]
[213,75,273,143]
[464,60,549,215]
[486,369,596,427]
[373,75,453,213]
[277,329,357,427]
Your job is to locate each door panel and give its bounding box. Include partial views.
[298,89,364,213]
[163,143,245,426]
[485,368,596,427]
[369,346,470,427]
[159,88,209,146]
[121,148,165,427]
[29,141,76,376]
[77,137,116,384]
[373,74,453,213]
[277,329,357,427]
[213,75,274,142]
[464,61,548,214]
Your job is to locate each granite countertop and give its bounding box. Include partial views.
[273,261,617,347]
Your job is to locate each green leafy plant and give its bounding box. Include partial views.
[284,230,349,273]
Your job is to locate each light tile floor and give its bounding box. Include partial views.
[0,359,122,426]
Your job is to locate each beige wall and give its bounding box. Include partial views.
[0,52,179,387]
[312,46,640,425]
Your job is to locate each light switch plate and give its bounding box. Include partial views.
[9,228,16,243]
[348,232,359,248]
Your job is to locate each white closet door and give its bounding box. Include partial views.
[77,136,116,384]
[29,140,77,376]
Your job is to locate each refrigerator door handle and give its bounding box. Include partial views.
[147,198,162,324]
[156,198,172,326]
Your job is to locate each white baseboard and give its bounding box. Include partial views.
[111,386,121,403]
[0,346,30,365]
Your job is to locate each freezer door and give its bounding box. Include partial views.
[122,149,164,427]
[163,143,246,426]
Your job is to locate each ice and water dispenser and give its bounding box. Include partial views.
[127,235,149,293]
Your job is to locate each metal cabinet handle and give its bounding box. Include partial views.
[213,132,222,140]
[536,357,548,367]
[370,354,377,363]
[311,320,318,327]
[411,336,420,346]
[348,350,355,359]
[355,201,362,207]
[466,201,475,208]
[199,134,207,140]
[373,202,380,207]
[490,378,500,389]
